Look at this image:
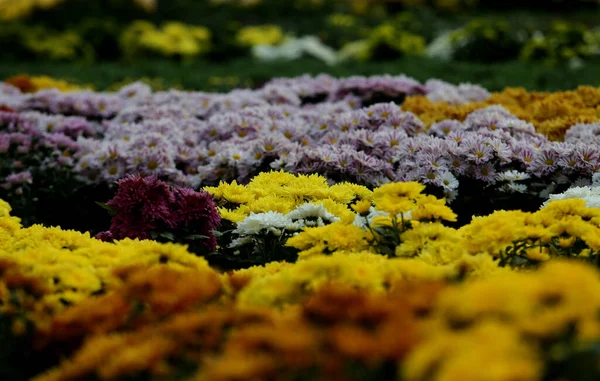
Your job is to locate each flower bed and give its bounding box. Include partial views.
[1,74,600,380]
[2,75,599,228]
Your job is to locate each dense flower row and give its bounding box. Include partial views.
[3,188,600,380]
[4,76,600,231]
[3,170,600,309]
[403,85,600,141]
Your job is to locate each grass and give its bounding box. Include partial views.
[1,56,599,92]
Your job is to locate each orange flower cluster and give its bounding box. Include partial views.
[36,265,224,348]
[3,74,88,93]
[402,86,600,141]
[33,277,445,381]
[0,258,50,335]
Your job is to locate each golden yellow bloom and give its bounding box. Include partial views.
[236,25,284,47]
[328,182,373,204]
[411,195,457,222]
[351,199,372,216]
[247,195,296,214]
[286,222,371,258]
[524,246,551,262]
[373,181,425,201]
[459,210,528,256]
[396,222,466,265]
[403,86,600,141]
[403,321,542,381]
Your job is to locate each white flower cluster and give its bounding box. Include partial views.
[541,175,600,209]
[252,36,339,65]
[497,170,531,194]
[229,203,339,248]
[425,30,456,62]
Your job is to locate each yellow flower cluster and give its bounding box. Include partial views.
[405,260,600,381]
[22,28,93,62]
[0,200,214,323]
[205,170,371,223]
[402,86,600,141]
[230,251,496,309]
[235,25,285,47]
[28,75,90,92]
[28,255,600,381]
[120,20,212,59]
[4,181,600,380]
[0,0,65,20]
[460,198,600,264]
[286,180,457,258]
[5,74,91,93]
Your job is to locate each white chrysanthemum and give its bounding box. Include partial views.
[509,183,528,193]
[444,189,458,203]
[497,170,530,182]
[228,236,254,249]
[286,203,339,223]
[541,186,600,209]
[499,183,525,194]
[441,171,459,191]
[233,211,294,236]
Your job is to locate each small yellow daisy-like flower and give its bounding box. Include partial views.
[373,182,425,201]
[374,197,416,216]
[217,207,247,223]
[411,196,457,222]
[351,200,371,216]
[370,215,396,228]
[372,182,425,215]
[328,182,373,204]
[557,236,577,249]
[524,246,551,262]
[247,195,296,214]
[286,223,370,258]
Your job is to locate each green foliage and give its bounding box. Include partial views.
[450,18,527,63]
[498,236,600,269]
[520,21,600,66]
[2,56,599,94]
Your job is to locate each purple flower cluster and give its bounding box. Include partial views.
[74,100,428,187]
[0,82,154,119]
[394,106,600,199]
[1,74,489,121]
[2,76,599,206]
[96,174,221,252]
[0,110,99,190]
[424,79,491,105]
[263,74,488,105]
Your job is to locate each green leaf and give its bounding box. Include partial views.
[95,201,116,216]
[183,234,209,241]
[157,231,175,241]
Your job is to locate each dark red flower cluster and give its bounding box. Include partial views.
[95,175,221,251]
